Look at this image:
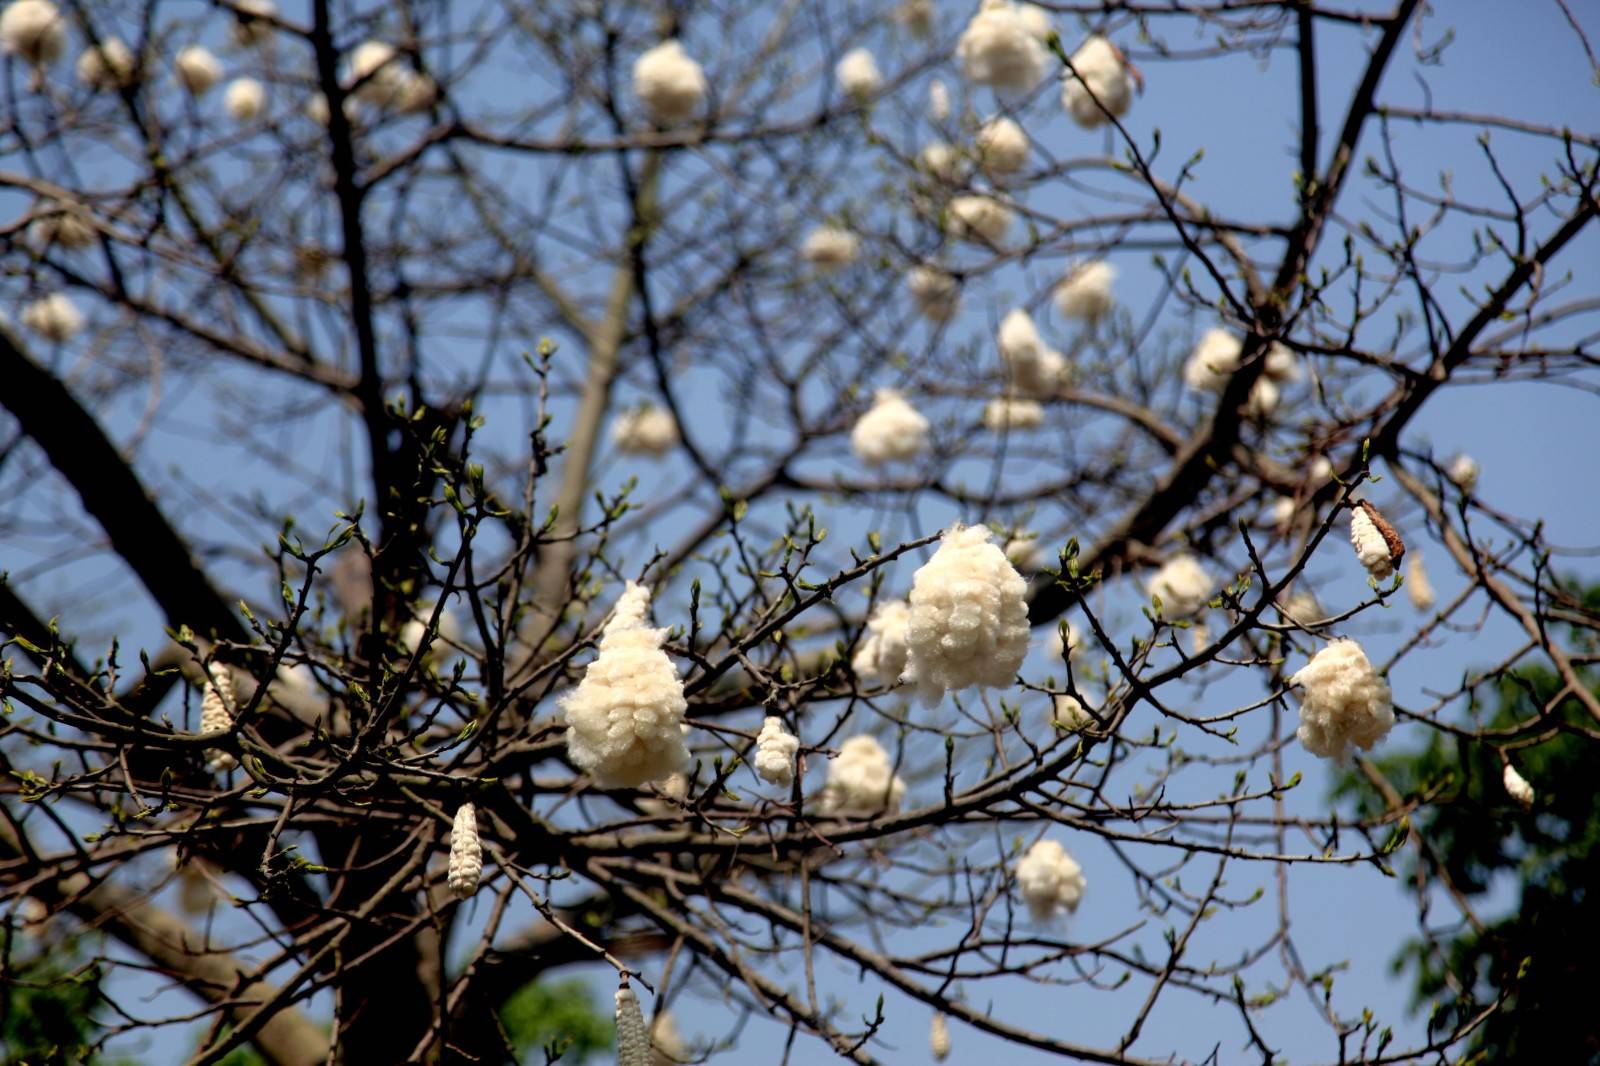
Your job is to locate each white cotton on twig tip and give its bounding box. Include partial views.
[447,801,482,899]
[28,200,94,250]
[930,1012,952,1061]
[650,1010,688,1065]
[1502,763,1534,808]
[927,77,949,121]
[1349,500,1404,581]
[612,404,679,456]
[800,225,859,271]
[633,39,706,124]
[918,141,965,184]
[1145,555,1214,619]
[753,716,799,788]
[77,37,135,91]
[21,292,83,341]
[1053,260,1115,323]
[851,389,929,465]
[562,583,691,788]
[200,669,239,772]
[820,734,905,816]
[1405,554,1435,611]
[956,0,1049,93]
[1183,328,1298,392]
[1291,638,1394,761]
[173,45,221,95]
[2,0,65,69]
[224,77,266,122]
[997,308,1067,397]
[835,47,881,99]
[975,116,1029,176]
[1060,35,1135,129]
[907,264,959,321]
[946,195,1012,245]
[1016,838,1086,921]
[852,599,911,685]
[1052,693,1092,731]
[1448,454,1479,493]
[230,0,277,49]
[983,396,1043,430]
[904,524,1031,705]
[1003,534,1040,570]
[615,986,651,1066]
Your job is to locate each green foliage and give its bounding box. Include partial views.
[0,945,104,1064]
[500,978,611,1064]
[1335,587,1600,1064]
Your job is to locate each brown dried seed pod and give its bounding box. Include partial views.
[1355,499,1405,567]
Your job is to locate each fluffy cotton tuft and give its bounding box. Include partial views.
[1004,534,1040,570]
[1246,377,1280,418]
[852,599,911,685]
[562,582,691,789]
[927,77,949,121]
[21,292,83,342]
[800,225,859,270]
[1052,693,1092,731]
[907,265,960,320]
[820,734,905,816]
[982,396,1043,430]
[615,987,650,1066]
[633,39,706,124]
[612,404,679,456]
[28,201,94,250]
[997,308,1067,396]
[1015,838,1086,921]
[1053,260,1115,322]
[1061,35,1134,128]
[224,77,265,122]
[651,1011,688,1065]
[1016,3,1053,39]
[956,0,1049,93]
[946,195,1012,245]
[1405,554,1435,611]
[835,47,881,98]
[1278,587,1323,629]
[930,1012,951,1061]
[753,716,799,788]
[1349,500,1403,581]
[447,801,482,899]
[77,37,135,91]
[975,116,1029,175]
[1448,454,1479,493]
[1145,555,1214,618]
[903,524,1030,705]
[1502,764,1534,808]
[1,0,64,67]
[200,670,238,772]
[1183,328,1298,392]
[230,0,277,49]
[1291,638,1394,760]
[173,45,221,95]
[851,389,929,465]
[918,140,965,184]
[348,41,403,105]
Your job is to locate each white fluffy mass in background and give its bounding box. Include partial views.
[1291,638,1395,760]
[930,1012,951,1062]
[1502,764,1535,808]
[903,524,1030,705]
[77,36,134,91]
[1015,838,1086,921]
[975,116,1029,175]
[562,582,691,788]
[1053,260,1115,323]
[851,389,930,465]
[1448,453,1480,492]
[1061,34,1134,128]
[907,264,960,320]
[800,225,860,270]
[820,734,906,816]
[1183,328,1300,392]
[851,599,911,685]
[835,47,882,98]
[997,307,1067,396]
[1,0,66,68]
[632,39,707,123]
[927,77,950,120]
[230,0,277,49]
[224,77,266,122]
[612,404,679,456]
[946,194,1013,244]
[1145,555,1215,618]
[982,396,1043,430]
[28,201,94,250]
[753,716,799,788]
[173,45,221,95]
[1405,554,1435,610]
[1052,694,1092,731]
[200,670,238,773]
[447,802,482,900]
[20,292,83,342]
[956,0,1049,93]
[1003,534,1041,570]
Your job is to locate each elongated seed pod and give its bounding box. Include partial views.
[200,671,238,772]
[615,986,650,1066]
[447,802,482,899]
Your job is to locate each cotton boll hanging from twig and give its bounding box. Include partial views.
[1003,534,1040,570]
[753,717,799,788]
[1060,35,1136,129]
[615,986,650,1066]
[851,389,929,465]
[1502,763,1534,808]
[1015,838,1086,921]
[975,116,1029,175]
[612,404,679,456]
[224,77,266,123]
[447,802,482,899]
[199,669,239,773]
[956,0,1049,93]
[851,599,911,685]
[1291,638,1394,760]
[835,47,882,99]
[906,265,960,321]
[982,396,1043,430]
[632,39,707,124]
[1145,555,1214,619]
[1053,260,1115,323]
[927,78,949,121]
[1405,554,1435,611]
[2,0,66,72]
[918,141,965,184]
[1349,499,1404,581]
[903,524,1031,705]
[930,1012,952,1061]
[173,45,221,95]
[21,292,83,342]
[28,200,94,250]
[819,735,906,816]
[1448,454,1479,493]
[1052,694,1092,732]
[77,37,135,91]
[800,225,859,271]
[946,195,1012,245]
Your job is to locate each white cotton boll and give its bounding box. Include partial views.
[224,77,266,122]
[1405,554,1435,611]
[1246,377,1280,418]
[28,202,93,251]
[77,37,135,91]
[956,0,1048,93]
[562,583,691,789]
[898,0,936,38]
[230,0,277,49]
[983,396,1043,430]
[1350,500,1404,581]
[612,404,679,456]
[1,0,65,68]
[401,602,463,661]
[348,40,407,107]
[946,195,1012,245]
[975,116,1029,175]
[1264,342,1300,382]
[1061,35,1133,129]
[615,987,651,1066]
[852,599,911,685]
[650,1012,687,1066]
[1016,3,1053,39]
[394,70,437,113]
[1183,328,1241,392]
[1045,622,1082,662]
[633,39,707,124]
[447,801,482,900]
[200,670,239,772]
[1015,838,1086,921]
[907,265,960,321]
[1052,694,1091,731]
[1145,555,1214,619]
[820,734,906,816]
[1291,638,1393,760]
[1448,454,1479,493]
[305,92,330,125]
[800,225,859,270]
[998,308,1068,397]
[1267,495,1296,526]
[1310,455,1334,483]
[21,293,82,342]
[851,388,930,465]
[927,78,950,121]
[835,47,881,99]
[754,716,799,788]
[930,1013,951,1062]
[173,45,221,95]
[1503,764,1534,808]
[1004,535,1040,570]
[1053,260,1116,322]
[1278,587,1323,629]
[919,141,965,184]
[903,524,1031,705]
